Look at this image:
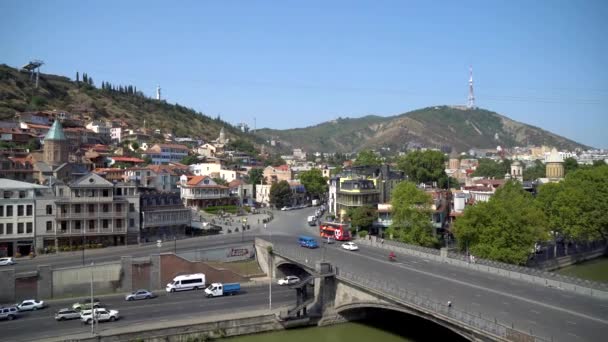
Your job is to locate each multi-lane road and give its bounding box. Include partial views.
[4,207,608,341]
[3,284,293,342]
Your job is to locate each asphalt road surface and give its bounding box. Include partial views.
[2,284,293,342]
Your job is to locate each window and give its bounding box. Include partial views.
[17,222,24,234]
[46,205,53,215]
[102,219,109,229]
[116,204,122,212]
[26,222,32,234]
[26,205,32,216]
[102,189,109,197]
[46,221,53,232]
[6,206,13,217]
[102,204,109,212]
[3,191,12,199]
[116,219,123,228]
[0,205,3,217]
[88,204,95,213]
[17,205,24,216]
[60,222,67,231]
[75,221,81,230]
[0,223,3,234]
[74,204,81,213]
[58,188,64,196]
[129,203,135,212]
[19,190,27,198]
[129,218,135,227]
[6,223,13,234]
[89,220,95,230]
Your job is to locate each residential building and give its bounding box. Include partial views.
[178,175,234,209]
[335,178,379,220]
[35,173,140,249]
[263,165,293,184]
[144,143,189,165]
[108,156,145,167]
[0,155,36,183]
[147,164,187,192]
[228,179,254,206]
[140,191,191,242]
[85,121,111,137]
[287,180,307,207]
[293,148,307,161]
[189,162,222,176]
[0,179,49,257]
[196,143,217,157]
[110,127,122,143]
[94,168,125,182]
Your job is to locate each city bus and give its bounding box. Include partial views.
[319,222,351,241]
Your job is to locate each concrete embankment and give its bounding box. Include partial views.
[37,308,290,342]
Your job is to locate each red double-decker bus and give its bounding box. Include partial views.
[319,222,351,241]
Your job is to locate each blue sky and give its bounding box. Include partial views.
[1,0,607,148]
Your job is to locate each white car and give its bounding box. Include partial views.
[16,299,46,311]
[0,257,15,266]
[341,242,359,251]
[277,276,300,286]
[80,308,119,324]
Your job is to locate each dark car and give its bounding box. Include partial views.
[55,308,81,321]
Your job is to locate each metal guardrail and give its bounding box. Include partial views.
[447,250,608,292]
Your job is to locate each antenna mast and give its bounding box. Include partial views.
[467,66,476,109]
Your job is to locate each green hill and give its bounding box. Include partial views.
[0,64,258,143]
[257,106,589,153]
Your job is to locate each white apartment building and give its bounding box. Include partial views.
[189,163,222,176]
[0,179,49,257]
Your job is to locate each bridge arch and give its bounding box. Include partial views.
[334,302,470,341]
[275,260,313,279]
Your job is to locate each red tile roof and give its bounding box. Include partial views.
[110,156,145,163]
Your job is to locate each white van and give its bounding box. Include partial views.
[307,215,317,226]
[166,273,206,293]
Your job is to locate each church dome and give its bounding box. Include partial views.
[546,148,563,163]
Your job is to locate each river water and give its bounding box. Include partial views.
[225,312,466,342]
[555,256,608,283]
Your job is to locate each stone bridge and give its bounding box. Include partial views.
[254,238,608,342]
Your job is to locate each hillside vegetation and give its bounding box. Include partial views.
[0,64,258,143]
[257,106,589,153]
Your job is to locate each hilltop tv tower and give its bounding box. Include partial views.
[467,66,476,109]
[156,85,161,101]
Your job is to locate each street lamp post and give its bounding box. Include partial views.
[90,261,95,336]
[268,223,272,311]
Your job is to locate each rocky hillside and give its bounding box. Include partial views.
[257,106,589,153]
[0,64,259,144]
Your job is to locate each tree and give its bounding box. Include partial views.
[130,142,140,151]
[180,154,201,165]
[142,155,153,165]
[396,150,447,186]
[298,168,327,199]
[453,181,548,265]
[537,166,608,242]
[248,168,265,199]
[523,160,546,181]
[353,149,382,167]
[347,205,377,232]
[269,180,292,209]
[76,71,79,84]
[25,138,40,151]
[472,158,511,179]
[563,157,579,175]
[265,154,286,167]
[387,181,438,248]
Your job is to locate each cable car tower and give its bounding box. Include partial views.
[22,60,44,88]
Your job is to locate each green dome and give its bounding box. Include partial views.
[44,120,66,141]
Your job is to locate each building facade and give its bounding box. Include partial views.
[34,173,140,249]
[140,191,191,242]
[0,179,49,257]
[178,175,234,209]
[144,143,189,165]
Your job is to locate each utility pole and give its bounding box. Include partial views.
[90,261,95,336]
[268,224,272,311]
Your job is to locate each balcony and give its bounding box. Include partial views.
[181,193,230,200]
[57,211,126,219]
[55,196,124,203]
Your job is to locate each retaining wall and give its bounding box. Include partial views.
[52,262,123,298]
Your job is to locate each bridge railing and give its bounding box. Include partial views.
[336,269,550,342]
[446,250,608,293]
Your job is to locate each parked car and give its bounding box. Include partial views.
[72,298,100,311]
[341,242,359,251]
[0,306,19,321]
[55,308,81,321]
[125,289,156,301]
[278,275,300,286]
[0,257,15,266]
[16,299,46,311]
[80,308,119,324]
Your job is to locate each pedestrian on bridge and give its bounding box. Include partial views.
[447,301,452,308]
